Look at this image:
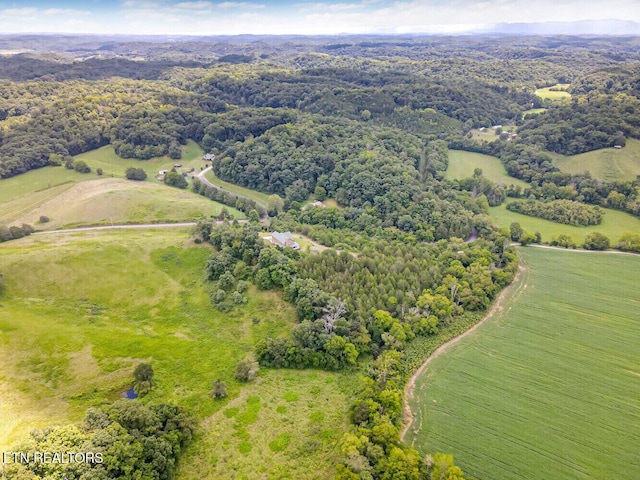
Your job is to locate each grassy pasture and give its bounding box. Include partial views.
[534,83,571,100]
[178,370,354,479]
[469,129,499,143]
[489,200,640,245]
[0,182,78,224]
[0,141,207,206]
[551,138,640,182]
[13,178,244,229]
[75,139,207,183]
[446,150,529,188]
[0,229,355,477]
[406,247,640,480]
[0,141,215,226]
[0,168,85,204]
[522,107,547,119]
[0,230,294,445]
[204,169,271,206]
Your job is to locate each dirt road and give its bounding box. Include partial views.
[400,261,529,441]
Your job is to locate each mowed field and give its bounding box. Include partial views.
[446,150,529,188]
[11,178,243,229]
[0,140,207,205]
[489,200,640,245]
[551,138,640,182]
[0,230,354,478]
[406,247,640,480]
[0,141,243,227]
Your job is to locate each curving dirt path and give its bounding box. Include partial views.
[197,166,268,217]
[400,260,529,441]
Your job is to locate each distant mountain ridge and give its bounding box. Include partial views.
[484,19,640,36]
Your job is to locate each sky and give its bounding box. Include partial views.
[0,0,638,35]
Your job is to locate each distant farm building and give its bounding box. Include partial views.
[159,169,168,175]
[311,200,325,207]
[270,231,300,250]
[614,145,623,149]
[203,153,215,162]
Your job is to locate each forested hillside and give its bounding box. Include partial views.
[1,35,639,181]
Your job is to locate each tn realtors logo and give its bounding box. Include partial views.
[2,451,103,464]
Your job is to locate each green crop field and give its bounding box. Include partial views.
[204,169,271,206]
[0,229,355,478]
[446,150,529,188]
[406,247,640,480]
[551,138,640,182]
[489,200,640,245]
[534,83,571,100]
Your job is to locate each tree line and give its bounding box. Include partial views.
[506,199,602,226]
[0,223,34,242]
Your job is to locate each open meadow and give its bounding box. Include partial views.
[0,141,207,206]
[0,141,243,228]
[74,140,208,183]
[534,83,571,100]
[489,200,640,245]
[521,107,547,119]
[12,178,243,229]
[406,247,640,480]
[551,138,640,182]
[0,229,355,478]
[446,150,529,188]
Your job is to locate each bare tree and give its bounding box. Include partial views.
[321,298,347,334]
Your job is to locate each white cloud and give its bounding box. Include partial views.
[175,1,213,8]
[0,8,38,16]
[44,8,92,16]
[297,2,363,12]
[122,1,162,8]
[1,0,640,35]
[216,2,266,8]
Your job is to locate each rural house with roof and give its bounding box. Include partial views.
[270,231,300,250]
